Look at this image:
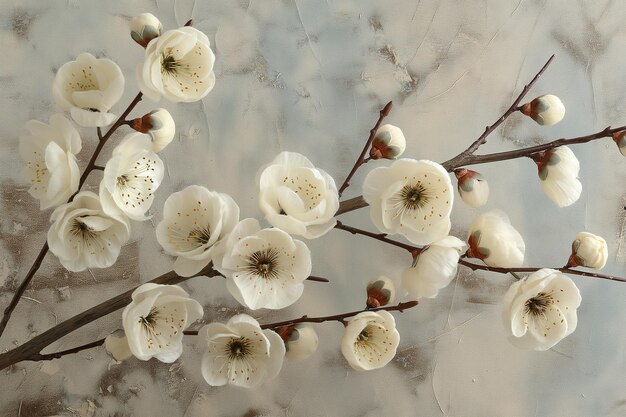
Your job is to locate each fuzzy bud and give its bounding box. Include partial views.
[130,13,162,48]
[521,94,565,126]
[277,324,319,362]
[129,108,176,152]
[366,275,395,308]
[370,124,406,160]
[455,169,489,208]
[567,232,608,270]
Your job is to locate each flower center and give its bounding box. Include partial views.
[400,183,429,210]
[226,336,252,360]
[245,248,281,279]
[139,307,160,331]
[357,328,372,344]
[161,54,180,75]
[69,218,98,240]
[117,174,129,187]
[188,226,211,246]
[524,292,553,316]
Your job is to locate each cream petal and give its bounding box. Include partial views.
[526,304,569,351]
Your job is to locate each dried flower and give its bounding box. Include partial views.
[99,133,164,221]
[503,268,581,351]
[532,146,582,207]
[130,13,162,48]
[401,236,466,299]
[566,232,608,269]
[467,210,525,268]
[200,314,285,387]
[215,218,312,310]
[363,159,453,245]
[137,26,216,102]
[19,114,81,210]
[366,276,395,308]
[521,94,565,126]
[47,191,130,272]
[370,124,406,160]
[156,185,239,277]
[122,283,203,362]
[341,311,400,371]
[257,151,339,239]
[455,169,489,208]
[53,53,124,127]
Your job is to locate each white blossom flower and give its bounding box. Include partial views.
[282,324,319,362]
[19,114,81,210]
[612,131,626,157]
[341,310,400,371]
[503,268,581,351]
[216,218,311,310]
[130,13,162,48]
[521,94,565,126]
[532,146,582,207]
[53,53,124,127]
[567,232,608,269]
[363,159,453,245]
[122,283,203,362]
[370,124,406,160]
[137,26,216,103]
[258,151,339,239]
[99,133,165,221]
[455,168,489,208]
[104,329,133,361]
[47,191,130,272]
[156,185,239,277]
[366,276,395,308]
[129,108,176,152]
[401,236,466,299]
[200,314,285,387]
[467,210,525,268]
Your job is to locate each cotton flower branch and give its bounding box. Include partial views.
[337,101,393,197]
[0,92,144,338]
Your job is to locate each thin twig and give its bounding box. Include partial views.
[338,101,393,197]
[442,124,626,170]
[442,55,555,169]
[184,301,419,336]
[92,165,106,171]
[0,93,143,339]
[334,221,417,253]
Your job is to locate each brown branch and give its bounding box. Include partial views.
[442,125,626,171]
[338,101,393,197]
[334,221,417,253]
[0,93,143,339]
[442,55,554,170]
[458,260,626,283]
[184,300,419,336]
[29,338,107,362]
[0,264,218,369]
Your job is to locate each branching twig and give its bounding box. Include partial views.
[0,93,144,339]
[442,55,554,169]
[338,101,393,197]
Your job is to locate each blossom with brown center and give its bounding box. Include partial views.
[363,159,453,245]
[503,268,581,351]
[341,310,400,371]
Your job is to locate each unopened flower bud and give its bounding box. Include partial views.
[531,146,581,207]
[366,275,395,308]
[277,324,319,362]
[130,13,162,48]
[129,108,176,152]
[567,232,608,269]
[454,169,489,208]
[104,329,133,361]
[612,131,626,157]
[370,124,406,160]
[521,94,565,126]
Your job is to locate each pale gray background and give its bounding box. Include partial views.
[0,0,625,416]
